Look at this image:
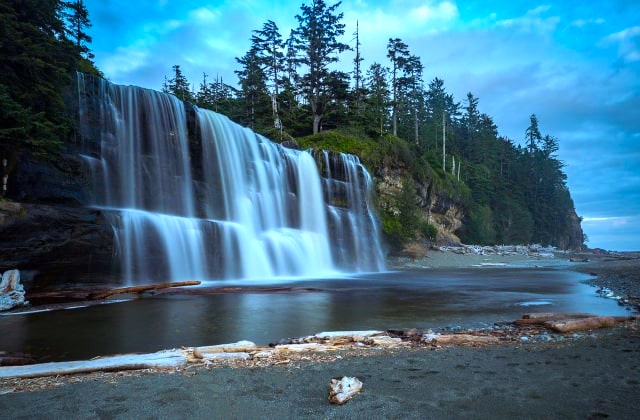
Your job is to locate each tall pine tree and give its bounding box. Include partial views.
[290,0,350,134]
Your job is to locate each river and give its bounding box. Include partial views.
[0,267,629,362]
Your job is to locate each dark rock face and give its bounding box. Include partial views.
[559,207,585,251]
[0,202,117,289]
[9,152,91,206]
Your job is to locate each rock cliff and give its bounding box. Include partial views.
[0,200,116,289]
[375,163,465,253]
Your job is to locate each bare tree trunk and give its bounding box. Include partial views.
[312,114,321,134]
[442,112,446,171]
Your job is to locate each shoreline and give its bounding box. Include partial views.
[1,322,638,418]
[1,249,639,417]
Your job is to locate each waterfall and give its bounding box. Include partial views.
[76,74,385,284]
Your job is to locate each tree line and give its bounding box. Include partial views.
[162,0,581,248]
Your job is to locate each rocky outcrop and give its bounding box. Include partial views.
[0,201,116,289]
[424,192,465,245]
[560,207,585,250]
[375,164,465,247]
[7,152,91,206]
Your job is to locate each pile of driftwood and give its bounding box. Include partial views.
[1,313,638,377]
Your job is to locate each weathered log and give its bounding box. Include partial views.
[275,343,328,353]
[546,316,617,333]
[515,313,597,326]
[328,377,363,405]
[26,290,92,300]
[0,356,37,366]
[192,341,257,358]
[27,281,201,303]
[513,318,551,326]
[0,350,186,379]
[522,313,595,320]
[90,281,201,300]
[423,334,499,346]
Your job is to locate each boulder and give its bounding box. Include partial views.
[0,269,27,311]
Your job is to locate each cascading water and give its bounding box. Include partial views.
[76,74,385,284]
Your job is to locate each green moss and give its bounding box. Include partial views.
[296,127,418,172]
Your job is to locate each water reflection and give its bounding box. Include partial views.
[0,268,629,361]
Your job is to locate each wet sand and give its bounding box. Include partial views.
[1,250,639,419]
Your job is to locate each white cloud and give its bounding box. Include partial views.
[571,18,605,27]
[583,216,629,227]
[605,25,640,41]
[581,215,640,251]
[343,0,459,45]
[602,25,640,63]
[496,5,560,34]
[189,7,221,23]
[101,46,150,79]
[410,1,459,24]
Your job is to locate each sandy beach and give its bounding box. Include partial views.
[1,249,639,419]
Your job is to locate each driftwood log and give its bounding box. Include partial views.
[515,313,596,326]
[328,376,363,405]
[424,334,500,346]
[546,316,619,333]
[522,312,595,320]
[515,313,636,332]
[26,281,202,304]
[90,281,201,300]
[0,352,36,366]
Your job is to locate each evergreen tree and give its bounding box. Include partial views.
[423,78,459,154]
[63,0,93,59]
[0,0,78,158]
[195,72,214,108]
[525,113,542,154]
[351,20,365,114]
[365,62,390,135]
[235,48,270,129]
[210,75,239,117]
[397,54,423,144]
[290,0,350,134]
[251,20,285,130]
[166,65,193,102]
[460,92,481,161]
[386,38,410,136]
[322,70,351,129]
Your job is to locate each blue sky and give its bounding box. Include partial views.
[84,0,640,251]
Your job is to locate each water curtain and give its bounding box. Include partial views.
[76,74,385,284]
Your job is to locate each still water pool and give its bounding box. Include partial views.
[0,268,629,361]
